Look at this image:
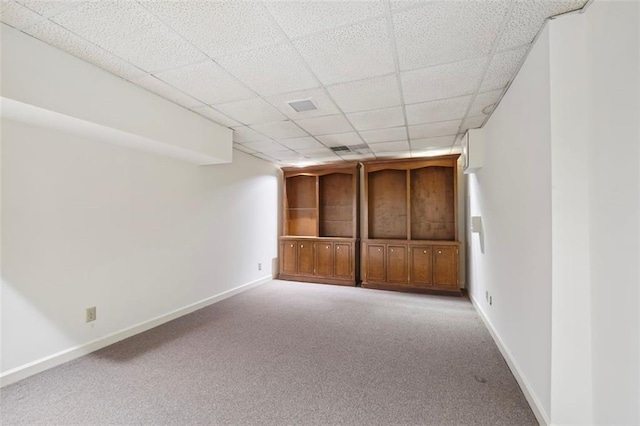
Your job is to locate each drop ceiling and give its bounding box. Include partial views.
[0,0,588,166]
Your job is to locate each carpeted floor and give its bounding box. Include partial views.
[1,280,536,425]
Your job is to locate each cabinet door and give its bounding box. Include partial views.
[387,245,408,284]
[366,244,385,282]
[410,246,432,287]
[281,241,297,275]
[334,243,352,279]
[298,242,315,275]
[315,242,333,277]
[433,246,458,289]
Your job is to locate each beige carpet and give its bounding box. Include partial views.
[1,280,536,425]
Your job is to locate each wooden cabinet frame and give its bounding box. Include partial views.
[361,156,461,294]
[279,163,359,286]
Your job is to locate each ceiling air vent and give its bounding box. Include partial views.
[330,146,351,153]
[287,99,317,113]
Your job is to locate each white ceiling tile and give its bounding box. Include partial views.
[373,151,412,159]
[297,147,337,157]
[279,137,324,150]
[327,74,401,113]
[360,127,407,144]
[393,1,508,70]
[497,0,587,51]
[405,96,472,126]
[267,88,340,120]
[411,135,456,150]
[401,57,486,104]
[155,61,255,106]
[232,127,267,143]
[369,140,410,153]
[265,1,384,39]
[250,121,308,139]
[339,152,378,160]
[212,98,286,126]
[191,106,242,128]
[0,1,44,29]
[293,18,395,85]
[216,43,318,97]
[140,1,285,58]
[24,21,146,81]
[468,89,504,116]
[347,106,405,131]
[131,75,203,108]
[252,152,279,163]
[16,0,82,16]
[51,2,206,72]
[242,139,289,153]
[412,147,454,158]
[269,150,306,160]
[461,115,486,132]
[408,120,461,139]
[317,132,363,147]
[390,1,427,10]
[295,114,353,136]
[480,46,528,92]
[234,143,258,154]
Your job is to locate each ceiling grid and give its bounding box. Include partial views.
[0,0,590,166]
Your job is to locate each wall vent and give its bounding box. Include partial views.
[330,146,351,152]
[287,99,317,112]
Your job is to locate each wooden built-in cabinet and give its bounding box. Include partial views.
[278,163,359,286]
[361,156,461,294]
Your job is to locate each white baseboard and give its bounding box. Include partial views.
[469,295,550,426]
[1,276,272,387]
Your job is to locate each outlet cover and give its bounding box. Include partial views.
[86,306,96,322]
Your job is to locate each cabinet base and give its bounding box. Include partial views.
[362,281,461,296]
[278,274,356,287]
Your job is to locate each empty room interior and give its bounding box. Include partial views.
[1,0,638,425]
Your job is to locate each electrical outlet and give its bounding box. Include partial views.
[258,263,262,271]
[489,296,493,306]
[86,306,96,322]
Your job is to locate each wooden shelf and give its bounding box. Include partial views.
[410,166,455,240]
[280,163,360,286]
[362,155,460,294]
[368,169,407,239]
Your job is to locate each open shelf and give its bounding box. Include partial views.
[319,173,354,238]
[286,175,317,236]
[361,156,460,294]
[279,163,360,287]
[410,166,455,240]
[367,169,407,239]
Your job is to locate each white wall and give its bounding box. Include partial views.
[467,25,553,422]
[548,13,593,425]
[1,119,279,378]
[1,24,232,165]
[468,2,639,425]
[585,1,639,424]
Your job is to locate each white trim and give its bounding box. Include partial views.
[0,276,272,387]
[470,295,550,426]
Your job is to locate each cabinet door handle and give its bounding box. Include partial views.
[326,245,329,249]
[301,245,304,248]
[337,246,340,250]
[377,248,381,252]
[438,250,442,254]
[424,250,427,253]
[391,249,394,252]
[290,244,294,248]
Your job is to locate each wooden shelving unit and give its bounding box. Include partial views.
[279,163,359,286]
[362,155,461,295]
